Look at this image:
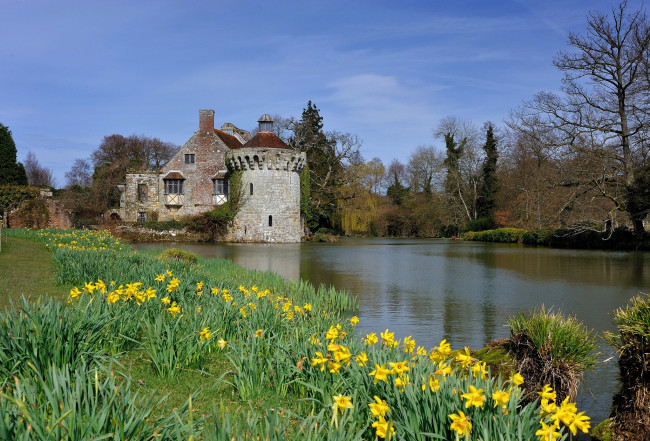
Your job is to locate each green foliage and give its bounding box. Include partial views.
[14,197,49,228]
[464,216,497,232]
[463,228,527,243]
[0,296,111,378]
[158,247,198,264]
[188,170,242,238]
[508,306,599,402]
[0,185,39,213]
[477,124,499,220]
[0,123,28,186]
[300,167,315,230]
[604,293,650,435]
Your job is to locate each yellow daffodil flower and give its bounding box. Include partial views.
[535,421,561,441]
[95,279,107,294]
[369,363,391,384]
[349,316,359,326]
[368,395,390,418]
[218,338,227,349]
[199,327,211,341]
[254,329,264,338]
[167,302,180,318]
[372,416,394,439]
[311,351,328,371]
[510,372,524,386]
[456,347,473,368]
[492,390,510,409]
[69,287,82,299]
[461,385,486,408]
[155,274,165,282]
[332,394,353,414]
[355,351,368,367]
[161,296,171,305]
[449,410,472,437]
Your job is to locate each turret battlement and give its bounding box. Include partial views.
[227,148,306,173]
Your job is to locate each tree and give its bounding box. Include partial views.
[24,152,55,187]
[0,123,27,186]
[385,159,409,205]
[65,159,93,188]
[477,124,499,220]
[406,146,444,194]
[513,1,650,234]
[291,101,362,231]
[90,134,177,212]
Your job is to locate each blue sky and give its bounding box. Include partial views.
[1,0,627,186]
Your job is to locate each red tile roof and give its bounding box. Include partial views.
[242,132,292,149]
[214,129,244,149]
[162,171,185,179]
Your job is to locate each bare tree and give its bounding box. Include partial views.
[513,1,650,233]
[65,159,93,188]
[23,152,55,187]
[406,145,445,194]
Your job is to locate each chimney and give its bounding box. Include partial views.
[199,109,214,131]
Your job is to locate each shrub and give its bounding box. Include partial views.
[158,247,198,264]
[464,217,497,232]
[604,293,650,438]
[507,306,599,403]
[462,228,527,243]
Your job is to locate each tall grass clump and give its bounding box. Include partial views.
[508,306,599,402]
[604,293,650,439]
[0,296,111,379]
[0,363,201,441]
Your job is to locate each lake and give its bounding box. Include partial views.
[133,238,649,426]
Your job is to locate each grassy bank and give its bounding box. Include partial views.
[0,228,593,440]
[463,227,650,250]
[0,236,69,309]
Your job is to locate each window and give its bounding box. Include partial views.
[268,215,273,227]
[137,212,147,222]
[164,179,184,194]
[250,183,254,195]
[184,154,195,164]
[137,183,147,202]
[213,178,229,195]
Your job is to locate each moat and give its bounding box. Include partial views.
[133,238,650,426]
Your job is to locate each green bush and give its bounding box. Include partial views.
[464,217,497,232]
[604,293,650,438]
[158,247,198,264]
[508,306,599,403]
[462,228,527,243]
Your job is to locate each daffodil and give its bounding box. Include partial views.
[144,287,156,300]
[380,329,395,347]
[84,281,96,294]
[369,363,391,384]
[304,303,312,312]
[456,347,473,368]
[155,274,166,282]
[254,329,264,338]
[325,325,339,341]
[363,332,379,346]
[492,389,510,409]
[332,394,353,414]
[211,287,220,295]
[368,395,390,418]
[372,416,394,439]
[389,361,410,376]
[461,385,486,408]
[435,339,451,358]
[349,316,359,326]
[311,351,328,371]
[449,410,472,437]
[538,384,556,403]
[568,411,591,435]
[199,327,211,342]
[510,372,524,386]
[95,279,107,294]
[218,338,227,349]
[355,351,368,367]
[167,302,180,318]
[535,421,561,441]
[434,361,453,378]
[69,286,82,299]
[161,296,171,305]
[402,336,415,353]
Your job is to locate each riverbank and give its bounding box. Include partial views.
[463,227,650,251]
[0,229,596,440]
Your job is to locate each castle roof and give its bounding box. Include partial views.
[214,129,244,149]
[242,132,292,150]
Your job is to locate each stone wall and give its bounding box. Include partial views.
[120,172,160,221]
[227,148,306,243]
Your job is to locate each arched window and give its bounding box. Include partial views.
[250,183,254,195]
[268,215,273,227]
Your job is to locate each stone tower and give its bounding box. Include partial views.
[226,115,306,242]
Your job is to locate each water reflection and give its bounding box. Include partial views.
[133,238,649,425]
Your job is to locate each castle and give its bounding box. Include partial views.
[116,110,306,243]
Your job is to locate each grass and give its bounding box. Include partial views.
[0,236,69,309]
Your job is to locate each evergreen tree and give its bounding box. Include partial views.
[291,101,341,230]
[443,133,463,194]
[0,123,28,186]
[477,125,499,220]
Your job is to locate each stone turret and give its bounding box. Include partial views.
[226,115,306,242]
